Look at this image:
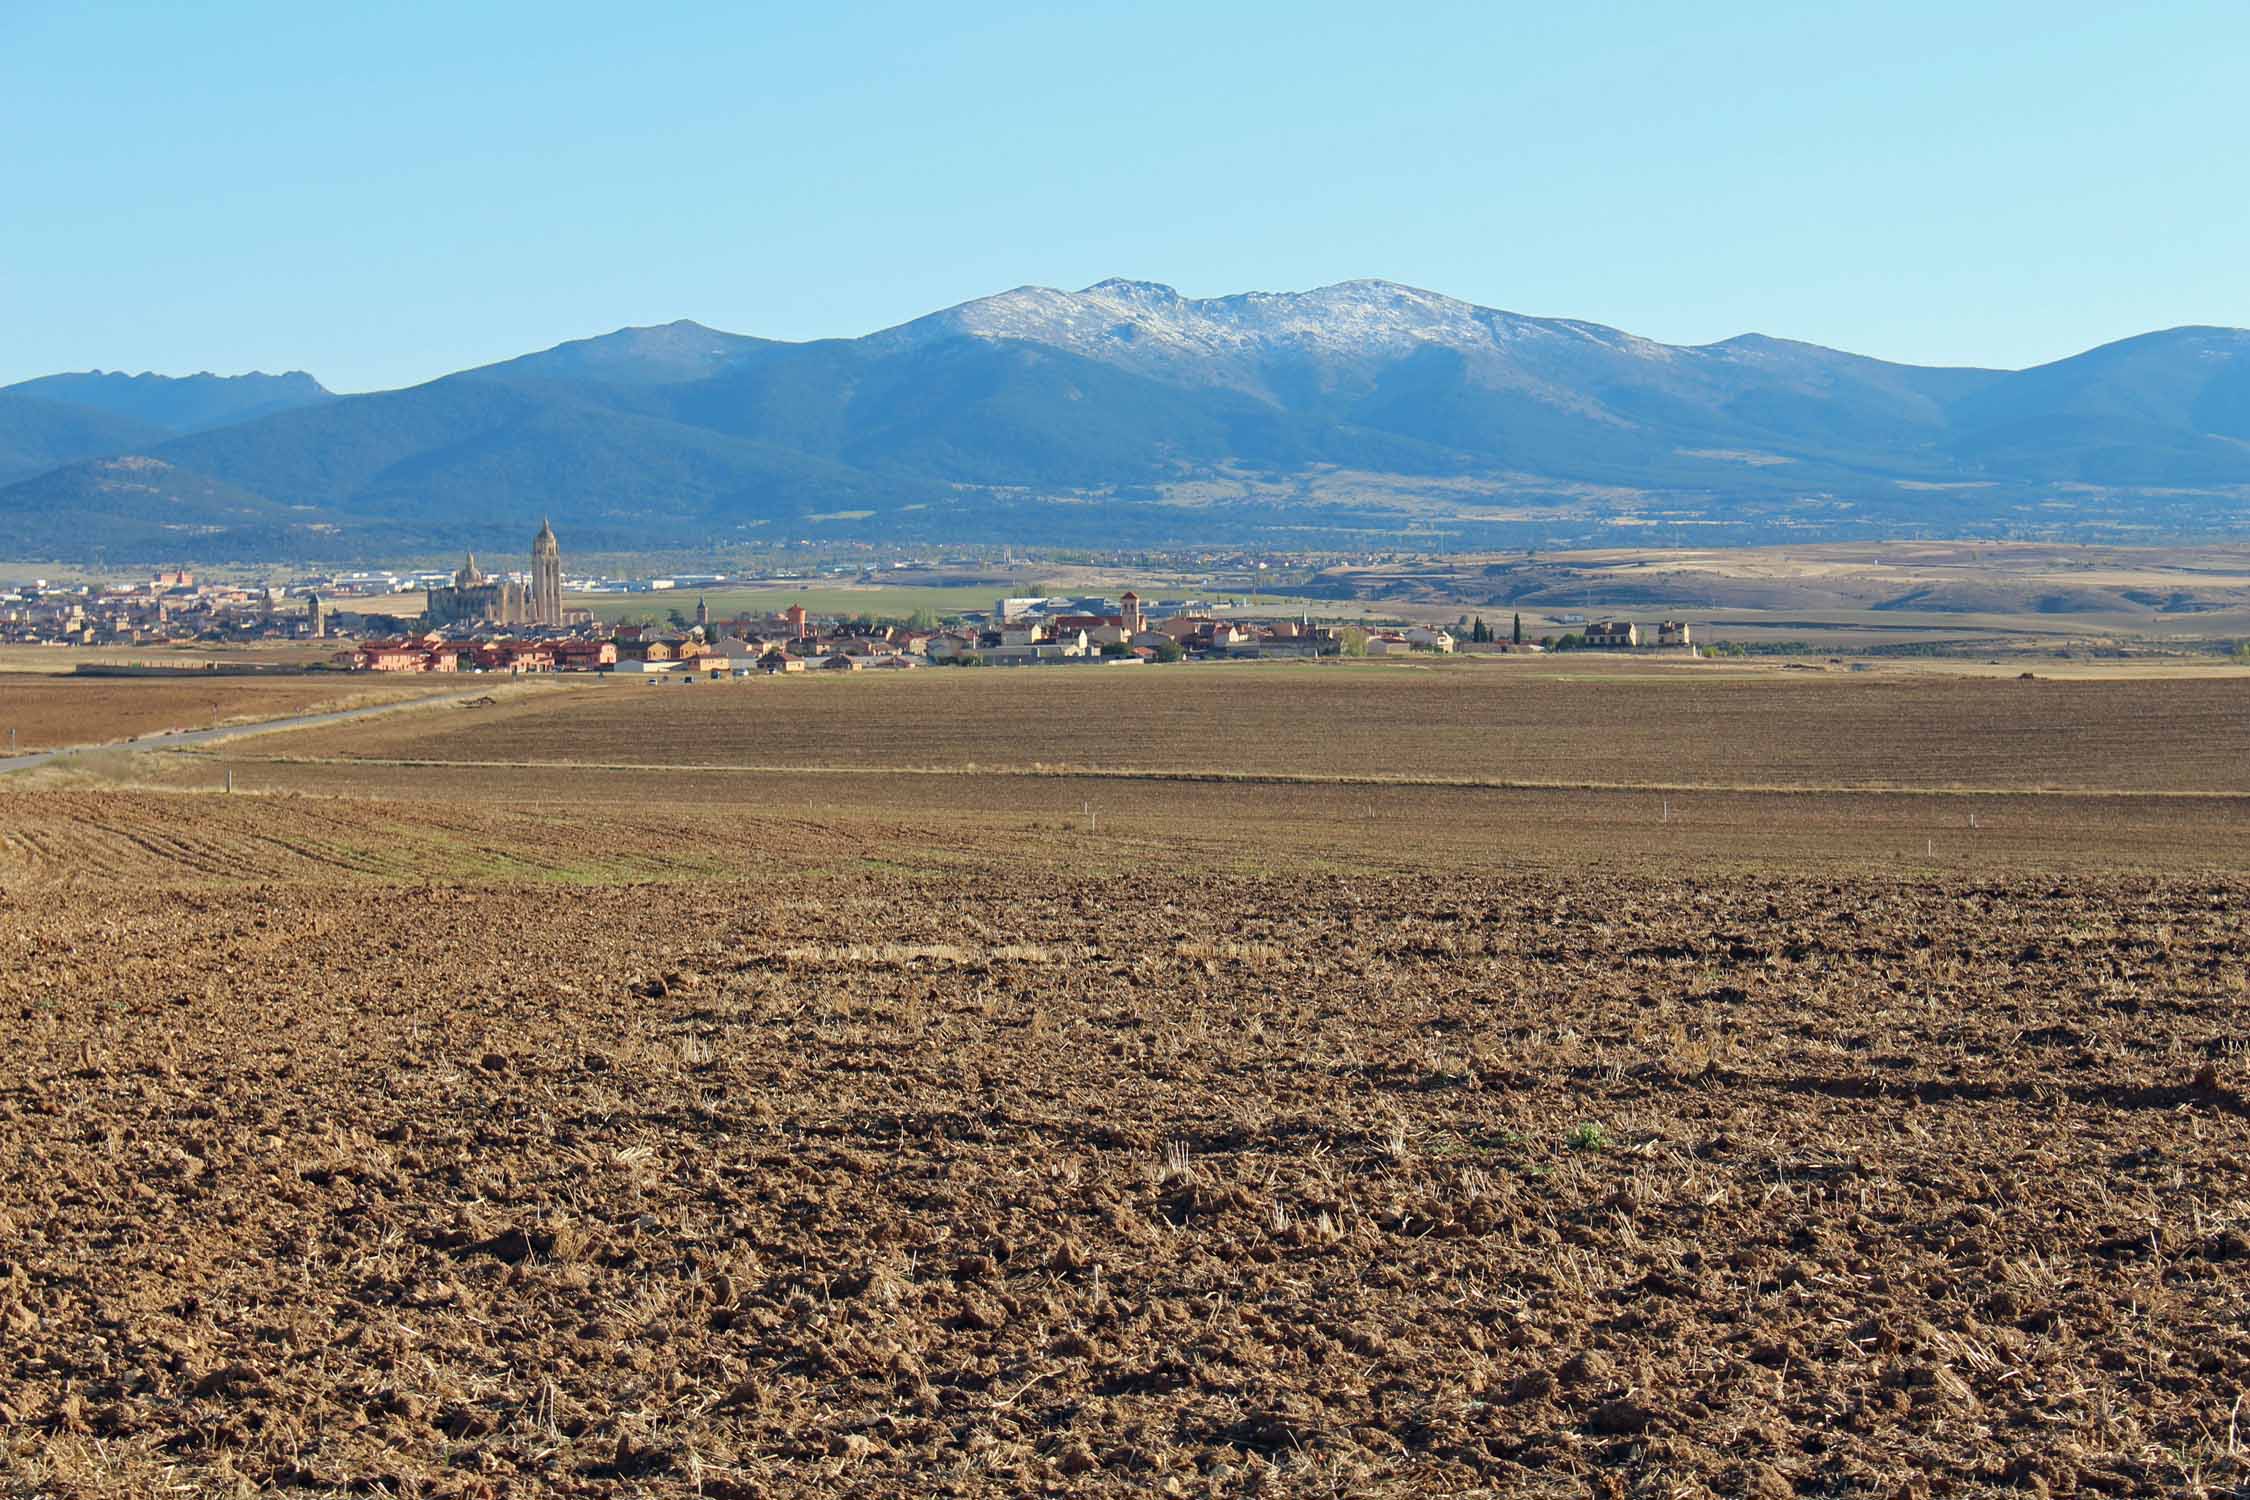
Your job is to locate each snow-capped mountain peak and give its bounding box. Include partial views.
[864,278,1681,390]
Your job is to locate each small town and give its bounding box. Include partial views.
[2,524,1696,673]
[0,570,332,647]
[352,573,1422,675]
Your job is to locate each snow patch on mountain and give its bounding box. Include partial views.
[866,278,1682,377]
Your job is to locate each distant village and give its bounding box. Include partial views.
[0,570,332,647]
[351,589,1400,675]
[2,524,1695,670]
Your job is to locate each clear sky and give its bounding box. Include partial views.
[5,1,2245,392]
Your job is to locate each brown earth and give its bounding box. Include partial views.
[0,675,468,754]
[261,658,2250,795]
[5,664,2250,1497]
[4,859,2248,1497]
[8,772,2247,890]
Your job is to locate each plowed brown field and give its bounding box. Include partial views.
[5,662,2250,1497]
[0,675,467,753]
[266,661,2250,793]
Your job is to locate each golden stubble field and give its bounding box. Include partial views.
[5,659,2250,1498]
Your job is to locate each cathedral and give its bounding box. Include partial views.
[425,521,563,627]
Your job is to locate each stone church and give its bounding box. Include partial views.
[425,522,563,627]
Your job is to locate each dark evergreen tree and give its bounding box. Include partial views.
[1512,612,1523,645]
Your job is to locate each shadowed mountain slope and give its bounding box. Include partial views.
[2,370,332,439]
[3,282,2246,558]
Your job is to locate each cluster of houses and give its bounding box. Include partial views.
[1582,619,1694,650]
[1361,625,1463,655]
[0,571,334,647]
[9,563,1704,669]
[929,592,1358,663]
[343,591,1467,675]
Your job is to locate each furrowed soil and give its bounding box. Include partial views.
[11,774,2248,887]
[260,661,2250,794]
[5,662,2250,1498]
[0,675,466,754]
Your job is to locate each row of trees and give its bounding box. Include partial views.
[1462,614,1526,645]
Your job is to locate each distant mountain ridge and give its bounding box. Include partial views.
[3,369,331,436]
[0,369,334,493]
[3,281,2248,559]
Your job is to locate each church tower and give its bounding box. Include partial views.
[531,519,562,627]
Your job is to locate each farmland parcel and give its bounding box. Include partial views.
[4,658,2248,1497]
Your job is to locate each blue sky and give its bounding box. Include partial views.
[5,1,2244,392]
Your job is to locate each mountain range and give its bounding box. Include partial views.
[4,280,2248,560]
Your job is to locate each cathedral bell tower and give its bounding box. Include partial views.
[532,519,562,627]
